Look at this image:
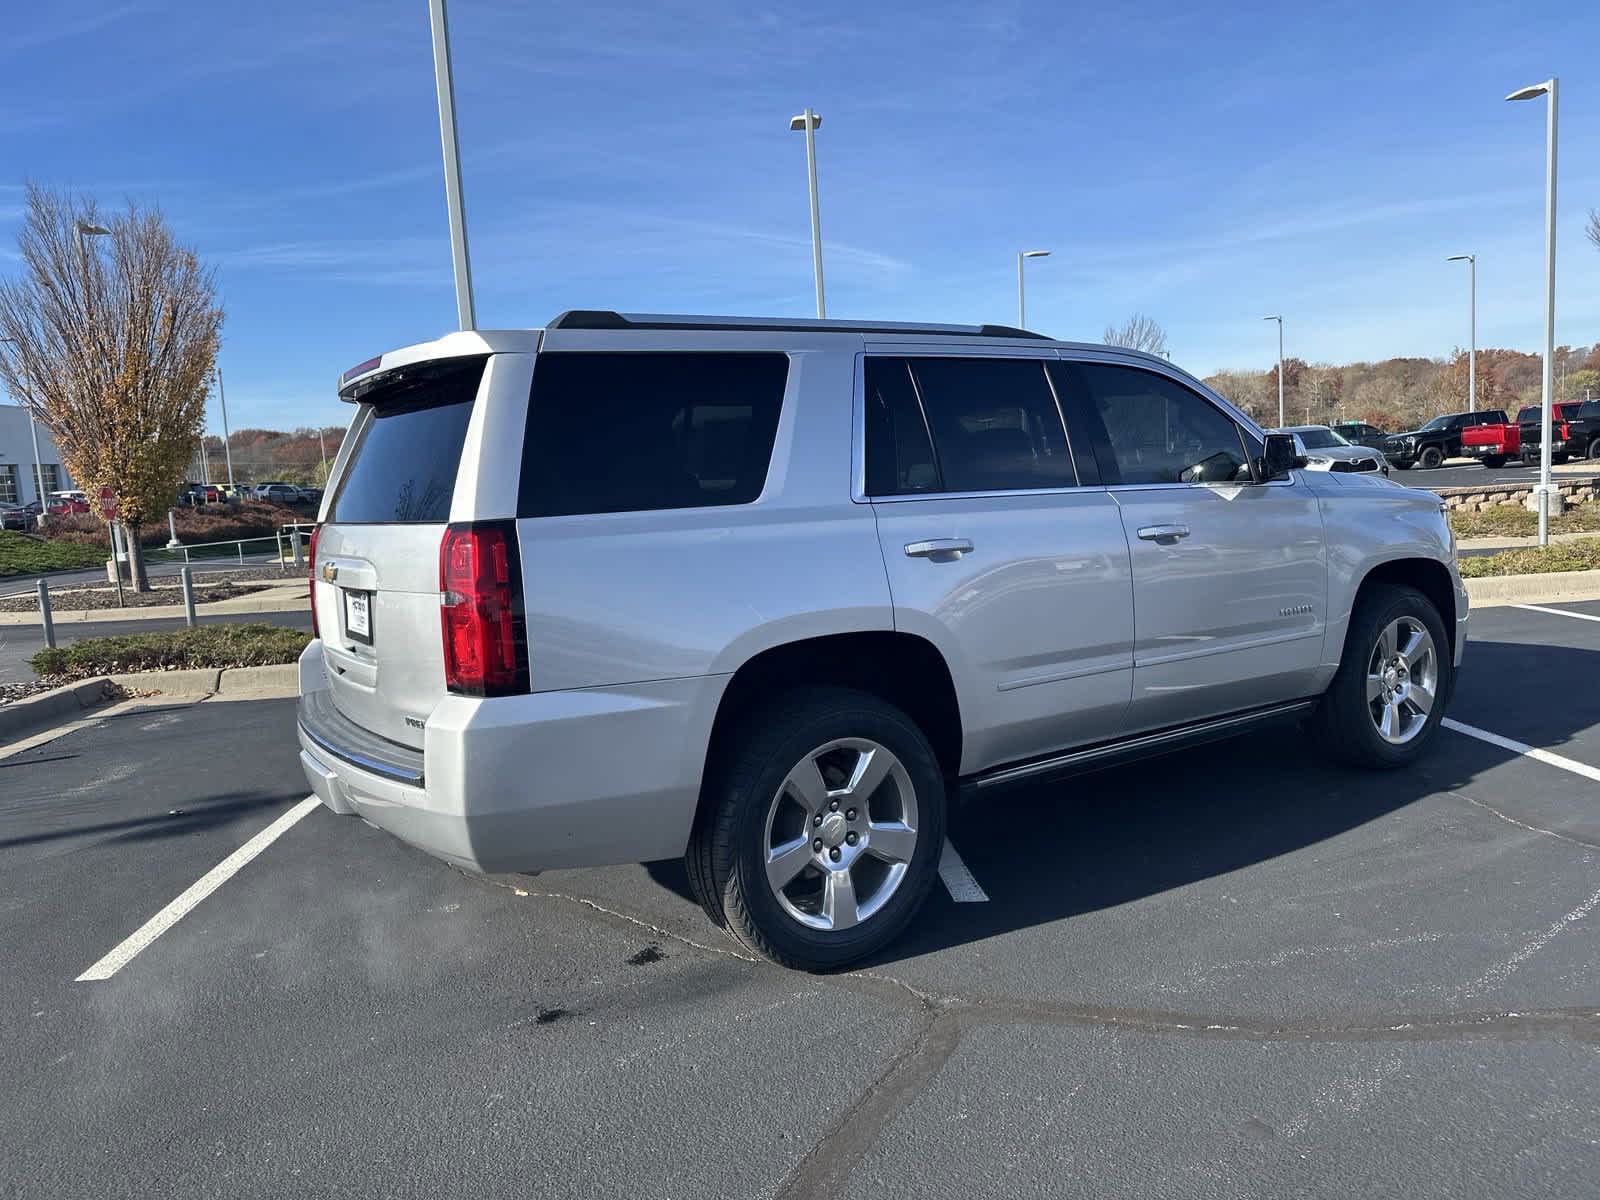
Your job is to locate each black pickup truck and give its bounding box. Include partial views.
[1383,409,1509,470]
[1516,401,1586,465]
[1544,400,1600,463]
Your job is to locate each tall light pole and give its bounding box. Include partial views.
[1016,250,1050,328]
[1263,315,1285,427]
[1507,77,1558,547]
[75,220,127,599]
[1446,254,1476,410]
[214,366,235,491]
[789,108,826,318]
[428,0,476,330]
[0,338,49,520]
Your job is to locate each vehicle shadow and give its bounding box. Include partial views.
[0,790,303,851]
[647,637,1600,969]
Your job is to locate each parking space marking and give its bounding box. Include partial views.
[1512,603,1600,624]
[938,838,989,903]
[75,796,320,983]
[1441,718,1600,785]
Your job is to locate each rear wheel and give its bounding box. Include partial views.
[686,687,947,970]
[1418,446,1444,470]
[1309,584,1451,769]
[1483,455,1506,469]
[1588,437,1600,461]
[1554,453,1570,464]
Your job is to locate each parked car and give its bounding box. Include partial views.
[1459,416,1520,468]
[1331,421,1389,453]
[0,501,34,530]
[45,490,89,515]
[1382,410,1508,470]
[1517,401,1586,465]
[1280,425,1389,475]
[257,483,305,505]
[296,312,1465,970]
[178,482,221,505]
[1549,400,1600,464]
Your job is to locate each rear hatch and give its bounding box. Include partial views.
[313,355,486,749]
[1460,422,1514,452]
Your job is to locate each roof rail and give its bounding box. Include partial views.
[546,310,1051,341]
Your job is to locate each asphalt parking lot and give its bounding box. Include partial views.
[1398,458,1597,490]
[3,602,1599,1198]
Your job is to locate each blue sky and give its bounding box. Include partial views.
[3,0,1598,431]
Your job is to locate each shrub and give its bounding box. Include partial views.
[1457,538,1600,578]
[29,622,311,677]
[39,500,301,548]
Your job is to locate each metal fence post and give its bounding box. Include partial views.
[275,529,285,573]
[36,579,55,649]
[237,540,244,566]
[167,509,180,549]
[292,525,303,568]
[180,565,196,628]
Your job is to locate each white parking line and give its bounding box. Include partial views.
[938,838,989,902]
[75,796,320,983]
[1441,718,1600,785]
[1512,603,1600,624]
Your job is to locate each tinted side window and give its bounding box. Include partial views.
[519,352,788,517]
[328,357,484,524]
[1078,364,1252,485]
[903,358,1075,493]
[864,358,938,496]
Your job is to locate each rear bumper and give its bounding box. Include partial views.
[295,640,727,873]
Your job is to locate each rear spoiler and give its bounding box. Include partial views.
[337,355,489,404]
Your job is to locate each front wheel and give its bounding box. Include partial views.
[686,687,947,970]
[1418,446,1444,470]
[1391,461,1412,471]
[1483,455,1506,469]
[1309,584,1451,768]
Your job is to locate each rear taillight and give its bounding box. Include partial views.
[307,524,320,639]
[440,521,528,696]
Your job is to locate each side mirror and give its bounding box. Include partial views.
[1258,433,1303,482]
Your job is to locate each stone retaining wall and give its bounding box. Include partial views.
[1433,477,1599,512]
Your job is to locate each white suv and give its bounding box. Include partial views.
[297,312,1466,969]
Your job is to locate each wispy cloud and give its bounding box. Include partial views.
[3,3,155,57]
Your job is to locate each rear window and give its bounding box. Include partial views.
[326,357,484,524]
[519,352,788,517]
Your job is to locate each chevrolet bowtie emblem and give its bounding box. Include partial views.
[322,562,338,582]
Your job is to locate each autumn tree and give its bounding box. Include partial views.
[0,187,221,589]
[1103,313,1169,357]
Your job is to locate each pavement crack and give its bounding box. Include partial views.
[1447,787,1600,851]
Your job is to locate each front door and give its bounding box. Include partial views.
[862,353,1135,773]
[1055,359,1328,732]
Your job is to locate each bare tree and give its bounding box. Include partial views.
[0,186,221,590]
[1103,313,1169,357]
[1588,208,1600,253]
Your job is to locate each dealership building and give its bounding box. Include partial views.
[0,403,73,506]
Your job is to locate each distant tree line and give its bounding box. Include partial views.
[193,425,347,487]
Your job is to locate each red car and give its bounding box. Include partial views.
[45,490,89,515]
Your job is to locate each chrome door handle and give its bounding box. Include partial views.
[904,538,974,559]
[1136,524,1191,542]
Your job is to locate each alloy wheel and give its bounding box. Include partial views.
[761,737,919,932]
[1366,616,1438,745]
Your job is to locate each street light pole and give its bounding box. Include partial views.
[428,0,476,331]
[789,109,826,318]
[1016,250,1050,328]
[1507,77,1559,548]
[1446,254,1476,408]
[214,366,235,491]
[1263,315,1284,426]
[75,220,127,591]
[0,338,49,519]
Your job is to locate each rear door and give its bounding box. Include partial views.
[1058,359,1328,731]
[314,354,494,748]
[865,352,1135,771]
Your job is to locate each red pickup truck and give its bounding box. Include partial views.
[1459,412,1517,467]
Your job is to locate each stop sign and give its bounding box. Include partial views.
[99,486,118,521]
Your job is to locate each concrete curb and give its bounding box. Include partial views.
[0,662,299,745]
[1458,531,1596,553]
[0,584,307,626]
[1465,569,1600,608]
[0,676,118,743]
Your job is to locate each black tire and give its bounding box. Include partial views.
[685,687,948,970]
[1588,438,1600,461]
[1483,455,1506,469]
[1391,461,1411,471]
[1309,584,1452,769]
[1554,453,1570,465]
[1418,446,1444,470]
[1522,449,1538,466]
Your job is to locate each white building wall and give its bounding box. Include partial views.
[0,404,73,506]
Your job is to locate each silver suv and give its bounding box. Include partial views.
[297,312,1466,970]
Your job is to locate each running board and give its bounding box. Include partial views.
[963,700,1318,795]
